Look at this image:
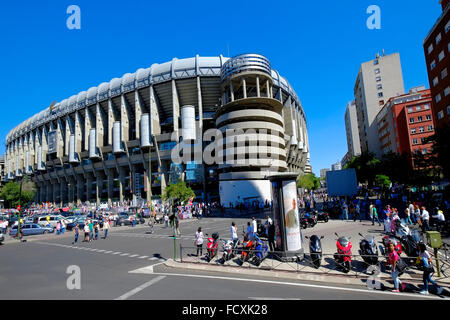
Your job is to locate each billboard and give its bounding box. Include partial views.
[48,131,57,154]
[282,180,302,252]
[326,169,358,197]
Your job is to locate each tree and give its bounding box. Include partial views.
[379,152,414,186]
[0,181,35,208]
[425,125,450,179]
[344,152,381,186]
[297,174,320,191]
[375,174,391,190]
[161,181,195,206]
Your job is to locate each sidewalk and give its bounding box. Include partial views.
[171,252,450,289]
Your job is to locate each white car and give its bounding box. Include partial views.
[37,215,69,228]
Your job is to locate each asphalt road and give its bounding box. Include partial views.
[0,215,447,300]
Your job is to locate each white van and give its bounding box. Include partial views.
[37,215,68,228]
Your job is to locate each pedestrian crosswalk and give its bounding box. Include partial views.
[35,241,166,262]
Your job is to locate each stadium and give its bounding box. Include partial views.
[5,54,310,206]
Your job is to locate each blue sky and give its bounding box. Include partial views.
[0,0,443,176]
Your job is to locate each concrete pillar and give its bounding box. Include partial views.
[230,81,234,102]
[119,167,125,203]
[266,80,270,98]
[120,95,130,142]
[108,99,115,146]
[107,169,114,205]
[96,104,105,148]
[96,174,102,205]
[135,91,143,141]
[84,109,92,151]
[242,77,247,99]
[86,175,93,204]
[172,79,180,133]
[77,176,84,204]
[256,76,260,97]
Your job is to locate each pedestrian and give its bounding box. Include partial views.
[416,243,444,295]
[103,218,110,239]
[251,217,257,239]
[88,220,94,241]
[56,220,61,235]
[72,223,79,245]
[147,218,154,234]
[198,207,202,220]
[408,202,416,224]
[230,222,239,248]
[164,214,169,228]
[268,220,275,252]
[94,222,99,240]
[386,241,406,293]
[245,222,252,240]
[83,224,90,242]
[414,205,421,226]
[264,215,272,237]
[383,206,391,233]
[61,220,66,234]
[420,206,430,232]
[404,207,412,225]
[195,227,204,256]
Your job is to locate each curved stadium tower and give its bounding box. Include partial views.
[5,54,310,206]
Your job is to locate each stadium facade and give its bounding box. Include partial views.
[5,54,310,206]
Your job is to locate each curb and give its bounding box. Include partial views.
[162,259,450,289]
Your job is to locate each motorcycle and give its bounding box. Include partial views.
[205,232,219,262]
[315,210,329,223]
[307,213,318,228]
[358,233,378,265]
[399,229,422,259]
[394,219,411,238]
[221,239,239,264]
[334,233,352,273]
[300,215,309,229]
[239,235,255,265]
[305,235,323,268]
[252,235,269,266]
[381,235,402,256]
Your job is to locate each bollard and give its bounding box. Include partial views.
[435,248,441,278]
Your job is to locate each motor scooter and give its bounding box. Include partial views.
[305,235,323,268]
[358,233,378,265]
[221,239,239,264]
[205,232,219,262]
[315,210,329,223]
[381,235,402,256]
[307,213,318,228]
[334,233,352,273]
[399,229,421,259]
[394,219,411,238]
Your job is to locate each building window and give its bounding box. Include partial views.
[424,104,430,110]
[411,128,416,134]
[426,114,432,121]
[409,117,415,123]
[431,60,436,70]
[436,94,441,103]
[412,138,418,145]
[427,125,433,131]
[433,77,439,87]
[438,110,444,119]
[442,68,448,79]
[421,138,426,144]
[408,107,414,113]
[428,43,434,54]
[439,50,445,62]
[419,127,424,133]
[375,68,380,74]
[417,116,423,122]
[436,33,442,44]
[416,105,422,111]
[422,149,428,155]
[445,86,450,97]
[447,106,450,115]
[446,20,450,33]
[377,84,383,90]
[376,76,382,82]
[378,92,383,98]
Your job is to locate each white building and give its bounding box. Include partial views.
[345,101,361,157]
[353,52,405,157]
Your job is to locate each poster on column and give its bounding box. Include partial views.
[282,180,301,252]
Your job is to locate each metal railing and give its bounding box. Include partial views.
[178,243,450,282]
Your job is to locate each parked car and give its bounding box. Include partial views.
[116,212,145,226]
[0,230,4,244]
[66,216,103,230]
[9,224,54,237]
[36,215,69,228]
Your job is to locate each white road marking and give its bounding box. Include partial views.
[129,267,446,300]
[248,297,301,300]
[104,251,113,254]
[120,253,130,256]
[129,254,139,258]
[114,276,166,300]
[138,256,149,259]
[112,252,122,255]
